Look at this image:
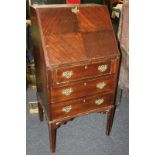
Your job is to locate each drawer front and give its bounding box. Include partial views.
[51,93,113,120]
[55,61,111,84]
[51,75,114,103]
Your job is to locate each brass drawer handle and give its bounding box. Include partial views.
[98,64,107,72]
[62,88,73,96]
[62,70,73,79]
[95,98,104,105]
[62,105,72,113]
[96,82,106,89]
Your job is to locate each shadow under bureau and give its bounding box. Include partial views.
[30,4,120,153]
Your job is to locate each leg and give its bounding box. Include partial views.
[38,102,44,121]
[48,123,57,153]
[106,106,115,136]
[115,87,122,106]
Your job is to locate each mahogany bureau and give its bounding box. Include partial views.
[30,4,120,153]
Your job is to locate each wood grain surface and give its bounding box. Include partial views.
[35,5,119,67]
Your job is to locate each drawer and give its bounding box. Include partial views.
[51,93,113,121]
[55,61,111,84]
[51,75,114,103]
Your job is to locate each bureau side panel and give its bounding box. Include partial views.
[30,7,50,118]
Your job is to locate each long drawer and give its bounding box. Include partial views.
[50,93,114,121]
[54,61,112,84]
[50,75,114,103]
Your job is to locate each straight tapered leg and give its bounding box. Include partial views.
[38,102,44,121]
[106,106,115,136]
[48,123,56,153]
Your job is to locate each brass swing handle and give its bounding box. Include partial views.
[62,105,72,113]
[62,88,73,96]
[96,82,106,89]
[62,70,73,79]
[95,98,104,105]
[98,64,107,72]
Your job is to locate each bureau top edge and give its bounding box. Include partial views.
[30,4,103,9]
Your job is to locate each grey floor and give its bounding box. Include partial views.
[26,88,129,155]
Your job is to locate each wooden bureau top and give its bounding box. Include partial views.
[31,4,119,68]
